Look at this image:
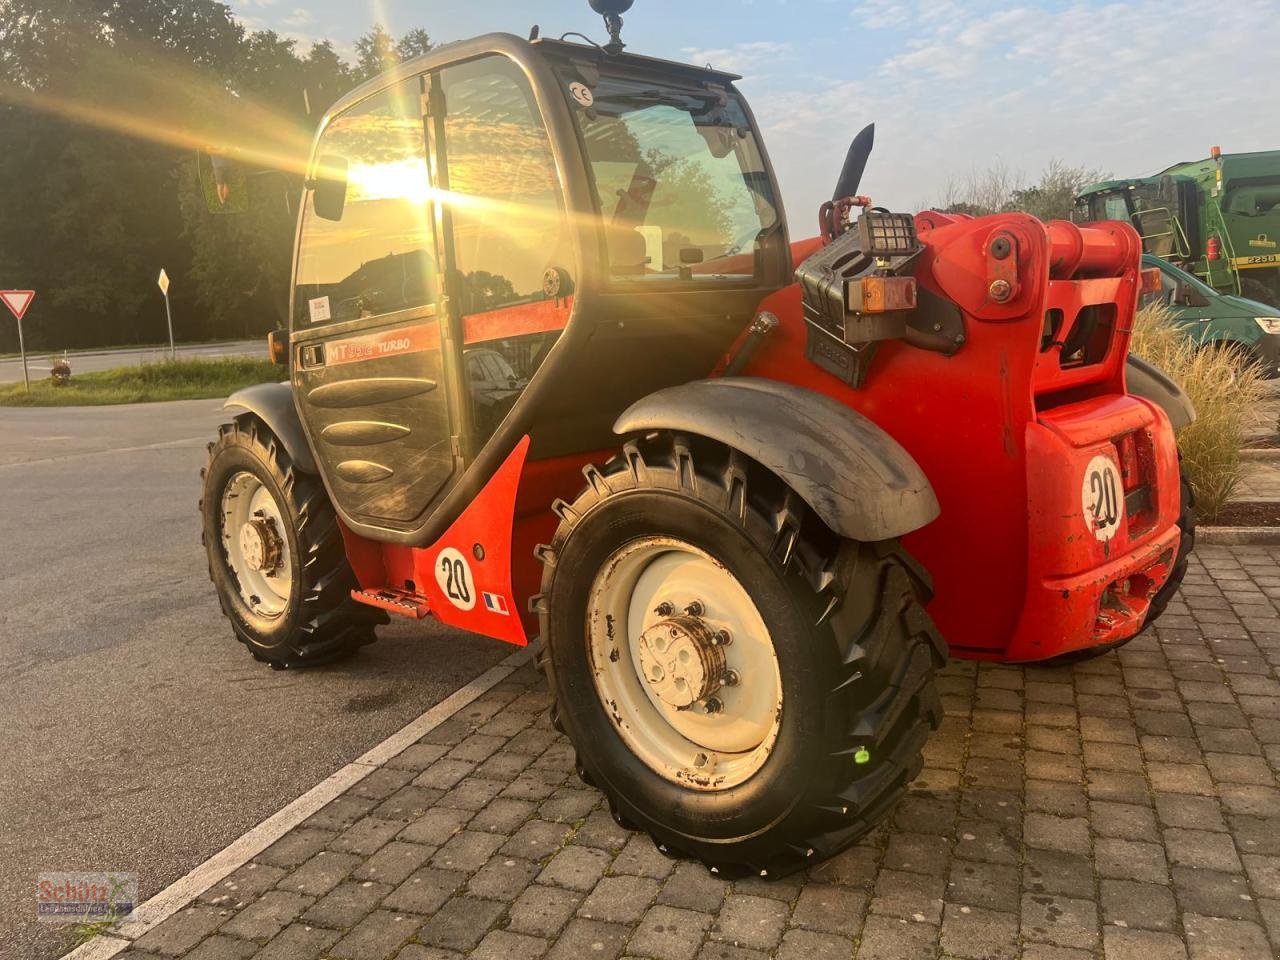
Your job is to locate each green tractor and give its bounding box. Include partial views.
[1075,147,1280,307]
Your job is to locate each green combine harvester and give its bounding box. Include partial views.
[1075,147,1280,307]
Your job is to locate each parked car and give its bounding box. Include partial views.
[466,346,527,437]
[1143,253,1280,377]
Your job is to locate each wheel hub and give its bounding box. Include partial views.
[587,537,783,791]
[238,515,283,575]
[636,613,727,709]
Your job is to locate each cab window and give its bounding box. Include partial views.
[438,56,569,443]
[441,57,569,314]
[573,75,779,281]
[294,78,437,326]
[1102,194,1130,222]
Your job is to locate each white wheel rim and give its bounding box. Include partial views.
[220,471,293,617]
[587,536,783,791]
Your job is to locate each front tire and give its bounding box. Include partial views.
[200,416,382,667]
[535,433,946,877]
[1241,276,1279,310]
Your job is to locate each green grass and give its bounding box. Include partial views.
[0,356,281,406]
[1129,302,1267,522]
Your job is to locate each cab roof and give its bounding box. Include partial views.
[323,31,742,125]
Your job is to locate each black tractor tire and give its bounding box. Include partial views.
[200,415,383,668]
[1044,453,1195,665]
[534,432,947,878]
[1143,459,1195,628]
[1240,276,1280,309]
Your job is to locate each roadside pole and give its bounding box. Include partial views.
[1,290,36,392]
[158,268,174,360]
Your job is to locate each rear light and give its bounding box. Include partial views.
[1140,268,1162,295]
[848,276,917,313]
[1115,430,1156,532]
[1207,236,1221,261]
[1115,432,1141,491]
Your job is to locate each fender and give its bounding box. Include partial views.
[224,382,318,474]
[614,377,940,541]
[1126,355,1197,431]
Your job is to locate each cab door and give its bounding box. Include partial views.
[291,75,461,530]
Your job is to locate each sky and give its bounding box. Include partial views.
[232,0,1280,231]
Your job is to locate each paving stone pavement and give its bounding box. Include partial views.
[1236,461,1280,503]
[101,543,1280,960]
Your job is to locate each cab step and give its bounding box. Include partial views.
[351,588,431,619]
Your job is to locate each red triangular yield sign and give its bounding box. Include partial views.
[1,290,35,321]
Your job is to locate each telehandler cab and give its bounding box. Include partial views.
[200,1,1195,877]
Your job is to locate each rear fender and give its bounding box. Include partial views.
[1125,355,1196,430]
[614,378,939,541]
[224,382,317,474]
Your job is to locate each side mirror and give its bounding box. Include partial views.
[312,155,348,222]
[198,152,249,213]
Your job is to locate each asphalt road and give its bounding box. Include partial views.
[0,339,264,384]
[0,399,512,960]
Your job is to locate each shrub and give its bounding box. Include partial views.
[1128,302,1266,521]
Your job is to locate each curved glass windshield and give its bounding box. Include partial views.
[571,75,779,281]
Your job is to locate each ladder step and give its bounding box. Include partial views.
[351,588,431,619]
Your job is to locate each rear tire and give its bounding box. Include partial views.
[1143,459,1195,627]
[1241,277,1279,310]
[200,415,383,667]
[535,432,946,877]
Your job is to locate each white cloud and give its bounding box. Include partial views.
[747,0,1280,232]
[681,41,793,75]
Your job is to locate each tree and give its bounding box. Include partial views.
[396,28,434,60]
[936,160,1108,222]
[354,24,398,81]
[0,1,436,351]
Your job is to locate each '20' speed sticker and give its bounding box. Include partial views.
[435,547,476,611]
[1081,455,1124,542]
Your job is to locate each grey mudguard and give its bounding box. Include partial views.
[224,382,318,474]
[1126,355,1196,430]
[614,378,940,542]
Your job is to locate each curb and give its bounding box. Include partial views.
[1197,525,1280,545]
[62,646,534,960]
[1240,448,1280,461]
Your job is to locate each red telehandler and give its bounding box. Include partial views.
[200,1,1195,877]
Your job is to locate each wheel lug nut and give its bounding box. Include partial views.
[685,600,705,617]
[723,670,740,686]
[704,697,723,714]
[714,629,732,646]
[654,601,674,616]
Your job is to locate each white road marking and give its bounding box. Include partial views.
[61,646,534,960]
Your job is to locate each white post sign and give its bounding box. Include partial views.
[1,290,36,391]
[157,268,174,360]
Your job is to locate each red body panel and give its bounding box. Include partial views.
[342,438,534,647]
[342,212,1181,663]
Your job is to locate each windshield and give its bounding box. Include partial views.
[1147,256,1218,299]
[570,74,779,281]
